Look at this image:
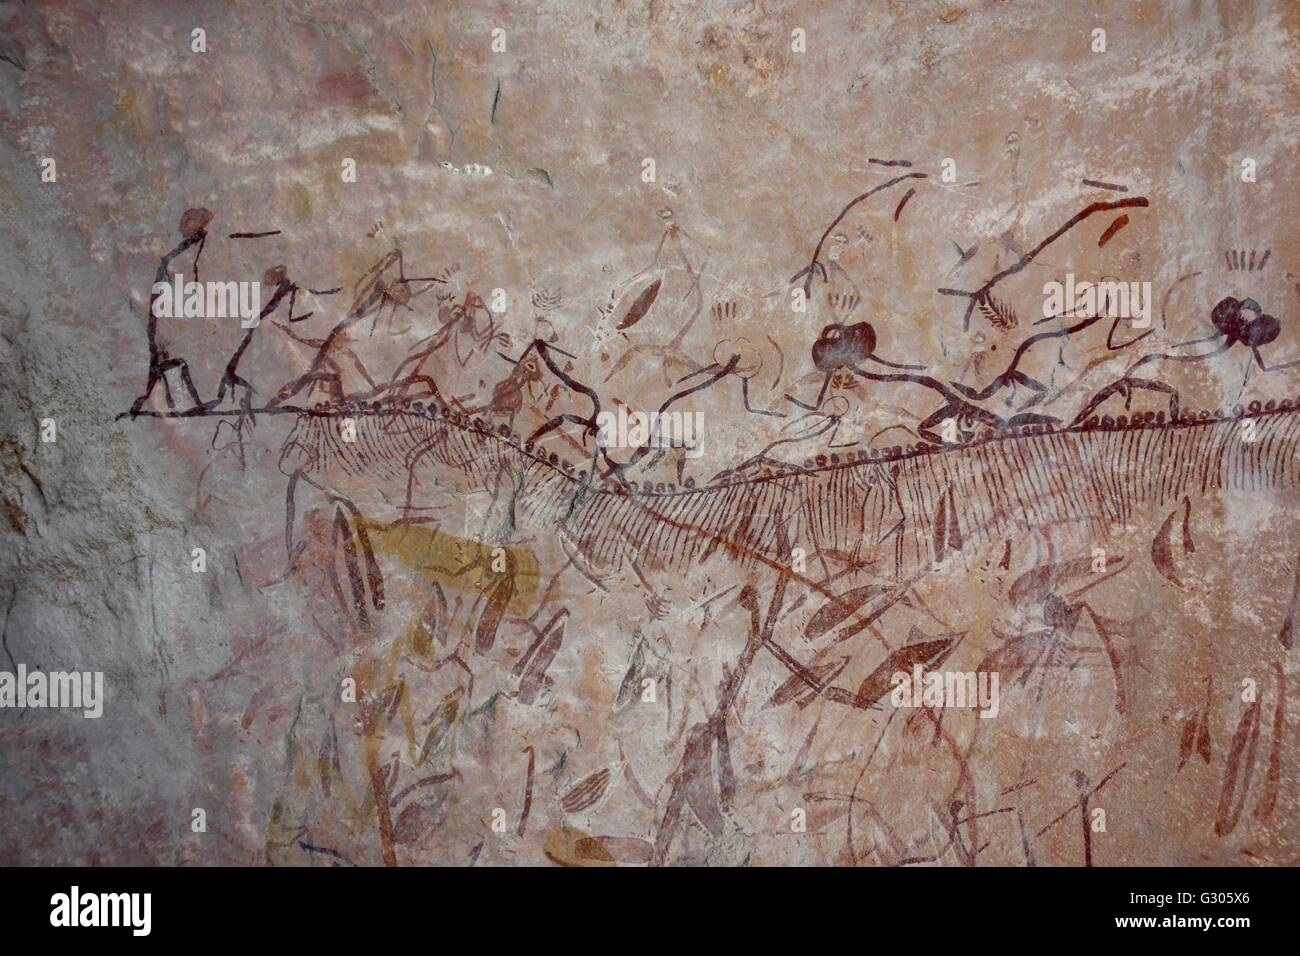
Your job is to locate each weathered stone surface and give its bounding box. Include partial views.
[0,1,1296,866]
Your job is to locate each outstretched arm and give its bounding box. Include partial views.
[1254,347,1300,372]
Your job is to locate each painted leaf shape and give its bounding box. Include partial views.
[1253,665,1284,821]
[411,582,448,655]
[1151,505,1186,588]
[805,584,888,640]
[591,836,653,864]
[615,640,648,708]
[685,766,725,837]
[768,657,849,707]
[978,293,1018,330]
[1214,700,1261,837]
[517,615,565,705]
[415,689,462,765]
[1009,556,1112,607]
[715,723,736,808]
[855,637,955,707]
[474,560,516,654]
[680,723,724,837]
[543,827,616,867]
[1196,716,1211,764]
[616,278,661,329]
[560,768,612,814]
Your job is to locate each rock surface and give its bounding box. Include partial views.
[0,0,1296,865]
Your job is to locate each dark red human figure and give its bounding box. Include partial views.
[128,208,212,415]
